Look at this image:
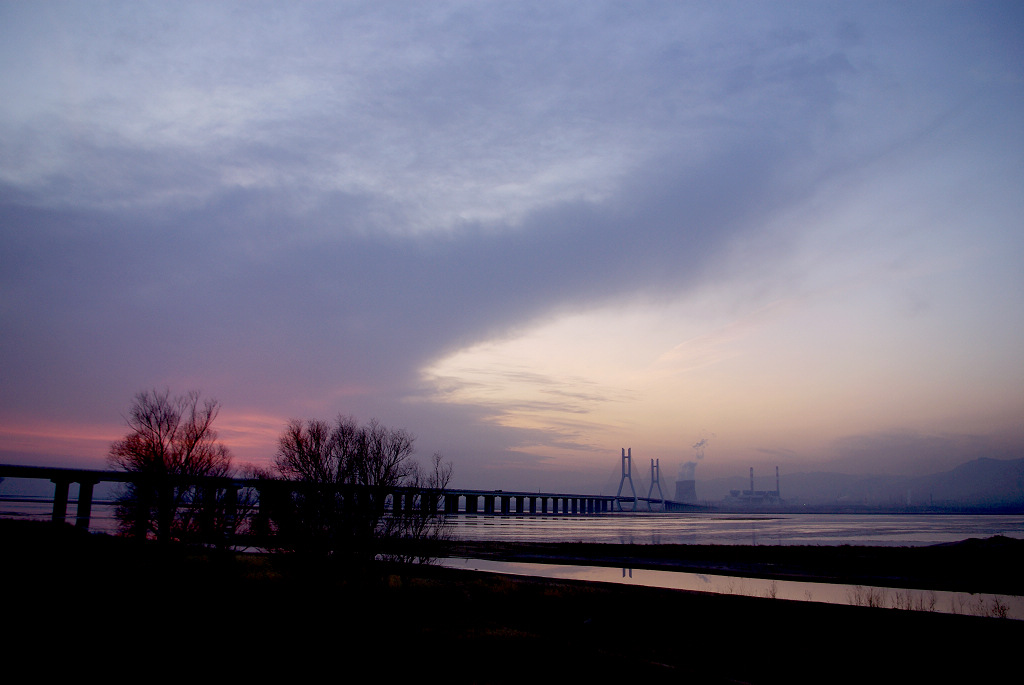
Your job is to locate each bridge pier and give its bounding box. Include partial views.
[49,477,99,530]
[50,479,70,525]
[75,480,96,529]
[423,490,438,516]
[224,484,239,534]
[483,495,495,515]
[200,484,216,537]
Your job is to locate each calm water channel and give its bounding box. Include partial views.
[437,557,1024,620]
[443,512,1024,620]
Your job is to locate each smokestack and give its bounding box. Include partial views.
[776,466,780,497]
[750,467,754,494]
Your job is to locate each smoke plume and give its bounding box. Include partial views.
[678,438,710,481]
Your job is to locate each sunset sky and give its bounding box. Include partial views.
[2,2,1022,493]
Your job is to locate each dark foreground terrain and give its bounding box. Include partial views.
[3,520,1021,684]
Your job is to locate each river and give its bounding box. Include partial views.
[4,500,1023,545]
[446,511,1024,546]
[441,512,1024,620]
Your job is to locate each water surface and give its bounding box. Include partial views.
[449,512,1024,546]
[439,556,1024,620]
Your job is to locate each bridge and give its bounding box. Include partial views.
[0,463,673,534]
[0,444,691,532]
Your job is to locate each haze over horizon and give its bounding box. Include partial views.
[2,2,1022,493]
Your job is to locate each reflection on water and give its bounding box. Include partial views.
[0,499,121,534]
[450,512,1024,546]
[439,557,1024,620]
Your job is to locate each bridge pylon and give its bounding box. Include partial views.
[647,458,665,511]
[615,448,638,511]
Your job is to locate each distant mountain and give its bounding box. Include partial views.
[922,457,1024,506]
[697,457,1024,509]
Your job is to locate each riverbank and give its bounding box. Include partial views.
[3,521,1020,684]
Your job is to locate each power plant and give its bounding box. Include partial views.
[616,446,785,511]
[725,466,783,506]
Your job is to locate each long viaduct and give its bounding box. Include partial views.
[0,464,651,532]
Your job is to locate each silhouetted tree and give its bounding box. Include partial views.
[270,415,451,561]
[109,389,233,543]
[269,417,350,554]
[379,451,454,564]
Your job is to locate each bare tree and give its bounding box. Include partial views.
[269,418,350,554]
[273,415,418,491]
[274,418,343,483]
[270,415,452,562]
[356,418,417,487]
[109,389,233,543]
[379,451,455,564]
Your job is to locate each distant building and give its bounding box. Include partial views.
[724,466,783,506]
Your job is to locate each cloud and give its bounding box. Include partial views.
[1,3,1022,489]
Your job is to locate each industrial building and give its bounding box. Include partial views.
[725,466,784,506]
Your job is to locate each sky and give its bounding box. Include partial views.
[1,1,1022,494]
